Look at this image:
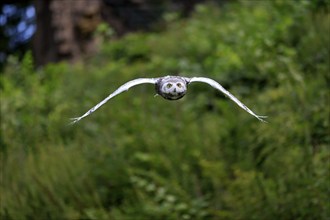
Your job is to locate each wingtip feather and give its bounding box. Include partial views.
[257,115,268,123]
[68,117,81,125]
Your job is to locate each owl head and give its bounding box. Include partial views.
[156,76,187,100]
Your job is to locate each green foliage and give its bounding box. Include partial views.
[1,1,329,219]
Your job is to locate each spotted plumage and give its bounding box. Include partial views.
[156,76,187,100]
[70,75,267,124]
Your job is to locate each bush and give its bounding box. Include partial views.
[1,1,329,219]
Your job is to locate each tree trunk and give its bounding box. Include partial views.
[33,0,102,66]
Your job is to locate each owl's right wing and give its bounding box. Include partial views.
[186,77,267,122]
[70,78,158,124]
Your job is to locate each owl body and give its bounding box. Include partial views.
[156,76,188,100]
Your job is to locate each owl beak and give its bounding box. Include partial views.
[173,88,177,92]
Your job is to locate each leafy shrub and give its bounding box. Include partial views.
[1,1,329,219]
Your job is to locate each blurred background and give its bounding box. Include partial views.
[1,0,329,219]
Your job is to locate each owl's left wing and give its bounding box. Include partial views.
[70,78,158,124]
[185,77,267,122]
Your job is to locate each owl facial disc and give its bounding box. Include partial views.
[156,76,188,100]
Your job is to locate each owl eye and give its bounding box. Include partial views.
[166,83,173,88]
[176,83,182,88]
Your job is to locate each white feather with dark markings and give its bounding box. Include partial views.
[70,75,267,124]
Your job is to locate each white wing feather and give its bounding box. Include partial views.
[186,77,267,122]
[70,78,158,124]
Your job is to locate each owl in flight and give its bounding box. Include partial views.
[70,76,267,124]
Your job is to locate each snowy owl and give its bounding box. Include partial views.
[70,75,267,124]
